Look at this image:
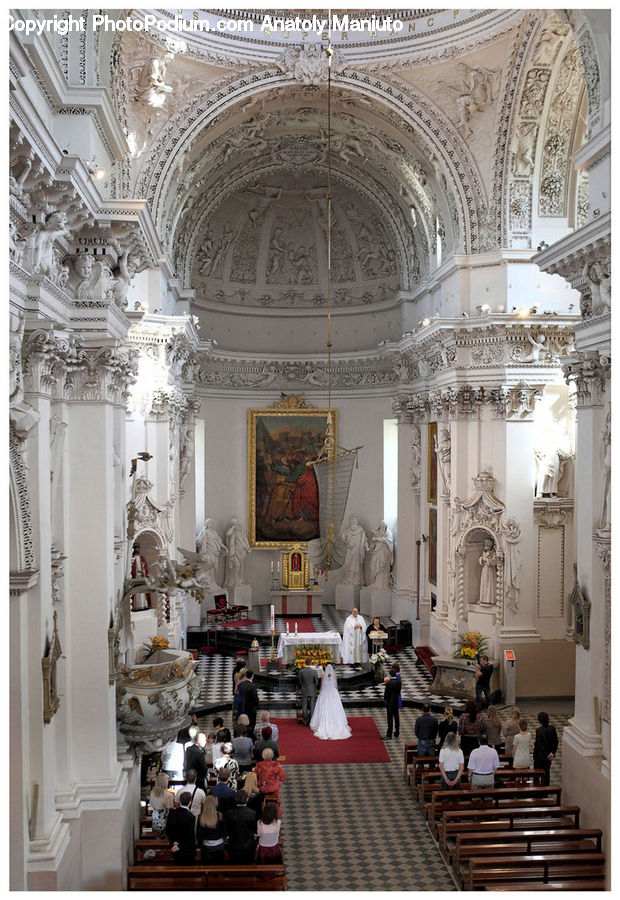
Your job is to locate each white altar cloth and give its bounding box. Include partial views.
[276,631,343,664]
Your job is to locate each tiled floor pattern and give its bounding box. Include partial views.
[193,694,572,890]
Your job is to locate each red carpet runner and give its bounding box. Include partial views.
[273,716,390,765]
[282,617,315,634]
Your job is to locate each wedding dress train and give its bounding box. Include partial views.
[310,664,352,740]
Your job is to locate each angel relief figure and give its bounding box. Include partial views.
[448,62,500,137]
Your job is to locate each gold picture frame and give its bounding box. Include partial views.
[248,394,336,549]
[427,421,438,504]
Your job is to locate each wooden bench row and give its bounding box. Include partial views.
[416,782,605,891]
[127,863,286,891]
[416,768,545,808]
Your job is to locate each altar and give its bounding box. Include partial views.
[269,590,324,615]
[430,656,500,700]
[276,631,343,665]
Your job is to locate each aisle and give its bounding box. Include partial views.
[278,707,457,892]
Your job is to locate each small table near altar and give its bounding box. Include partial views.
[276,631,343,666]
[270,590,324,616]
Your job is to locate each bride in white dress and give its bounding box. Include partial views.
[310,664,352,741]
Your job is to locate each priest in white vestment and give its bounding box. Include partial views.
[342,608,368,664]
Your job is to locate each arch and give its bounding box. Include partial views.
[134,68,484,256]
[456,524,505,625]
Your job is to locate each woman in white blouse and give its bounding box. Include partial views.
[438,731,465,790]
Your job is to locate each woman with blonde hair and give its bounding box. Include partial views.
[502,706,521,757]
[196,794,227,863]
[148,772,174,835]
[241,771,262,814]
[482,705,503,753]
[437,706,458,751]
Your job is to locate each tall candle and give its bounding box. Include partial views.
[270,604,275,633]
[270,561,274,574]
[294,621,298,635]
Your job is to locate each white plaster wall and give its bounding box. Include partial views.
[199,391,393,603]
[201,306,403,354]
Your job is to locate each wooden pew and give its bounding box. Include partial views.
[462,852,605,891]
[428,785,562,835]
[418,768,545,809]
[453,827,602,873]
[439,805,581,852]
[127,863,286,891]
[485,880,606,891]
[408,753,512,789]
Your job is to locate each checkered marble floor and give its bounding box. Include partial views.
[193,606,464,711]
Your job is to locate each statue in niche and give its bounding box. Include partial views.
[534,448,562,497]
[133,53,174,109]
[196,518,227,591]
[368,521,394,590]
[478,539,497,606]
[599,413,611,533]
[341,516,370,586]
[223,517,251,588]
[434,428,451,493]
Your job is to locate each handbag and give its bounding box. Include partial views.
[151,806,169,835]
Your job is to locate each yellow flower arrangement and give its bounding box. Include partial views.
[142,636,170,660]
[454,630,487,660]
[292,645,334,671]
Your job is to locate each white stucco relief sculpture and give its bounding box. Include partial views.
[447,62,500,138]
[9,310,40,440]
[434,427,451,493]
[510,121,537,176]
[500,516,521,614]
[9,221,26,266]
[478,539,497,606]
[223,518,252,588]
[341,516,370,586]
[178,421,195,492]
[599,412,611,533]
[31,212,70,278]
[410,426,422,490]
[367,521,394,590]
[133,53,174,108]
[534,448,572,497]
[278,44,345,85]
[583,260,611,316]
[112,249,140,309]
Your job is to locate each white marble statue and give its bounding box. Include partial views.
[478,539,497,606]
[9,310,39,439]
[500,517,521,613]
[341,516,369,586]
[196,518,227,591]
[32,211,70,277]
[535,448,561,497]
[368,521,394,590]
[223,517,251,588]
[112,249,139,309]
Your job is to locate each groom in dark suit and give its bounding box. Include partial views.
[384,663,402,740]
[298,657,319,725]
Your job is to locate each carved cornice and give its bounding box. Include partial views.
[393,380,543,422]
[534,498,573,528]
[562,350,610,408]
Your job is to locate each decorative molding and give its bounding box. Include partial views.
[9,431,35,571]
[568,563,590,650]
[562,350,610,408]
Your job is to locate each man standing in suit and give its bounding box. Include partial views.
[165,791,196,864]
[298,657,319,725]
[224,790,258,863]
[238,669,259,735]
[183,731,208,790]
[384,663,402,740]
[533,710,559,786]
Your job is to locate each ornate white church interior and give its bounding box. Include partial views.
[9,7,610,891]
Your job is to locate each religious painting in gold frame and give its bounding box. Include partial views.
[427,422,438,504]
[248,395,336,548]
[428,507,438,586]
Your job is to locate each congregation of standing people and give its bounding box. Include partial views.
[146,701,285,866]
[412,701,559,790]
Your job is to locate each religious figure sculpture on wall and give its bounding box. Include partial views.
[368,521,394,590]
[500,517,521,613]
[599,412,611,533]
[478,539,497,606]
[341,515,369,586]
[534,448,562,497]
[9,309,40,439]
[223,517,251,588]
[434,427,451,493]
[583,259,611,317]
[133,53,174,108]
[130,542,151,611]
[196,518,227,591]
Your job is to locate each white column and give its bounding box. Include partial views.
[394,419,416,622]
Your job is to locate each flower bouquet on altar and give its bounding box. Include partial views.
[453,630,487,662]
[292,645,333,671]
